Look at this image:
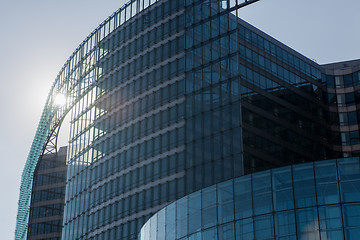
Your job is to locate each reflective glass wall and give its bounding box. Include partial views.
[63,0,187,239]
[139,157,360,240]
[63,0,258,239]
[184,0,336,179]
[322,61,360,157]
[18,0,360,239]
[27,147,67,240]
[48,0,360,239]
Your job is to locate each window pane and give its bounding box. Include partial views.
[275,211,296,237]
[188,231,201,240]
[343,204,360,227]
[202,186,217,228]
[188,192,201,234]
[293,165,316,208]
[320,230,343,240]
[218,181,234,224]
[318,206,342,230]
[202,227,217,240]
[234,175,252,219]
[165,204,175,240]
[252,171,273,215]
[219,222,235,240]
[338,158,360,202]
[272,167,294,211]
[315,160,339,205]
[235,218,253,240]
[157,210,165,239]
[296,208,319,240]
[176,197,188,238]
[254,214,274,239]
[345,228,360,239]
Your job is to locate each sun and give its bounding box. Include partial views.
[54,93,66,106]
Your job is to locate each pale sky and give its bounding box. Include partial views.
[0,0,359,239]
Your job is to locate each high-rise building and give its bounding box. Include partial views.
[27,147,67,240]
[15,0,360,239]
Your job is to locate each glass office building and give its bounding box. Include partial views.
[27,147,67,240]
[15,0,360,239]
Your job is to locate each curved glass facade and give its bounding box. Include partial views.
[322,61,360,155]
[63,0,187,237]
[62,0,260,239]
[16,0,360,239]
[139,157,360,240]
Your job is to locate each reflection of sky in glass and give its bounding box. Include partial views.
[139,159,360,240]
[2,0,360,239]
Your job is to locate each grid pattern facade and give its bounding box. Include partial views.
[27,147,67,240]
[184,0,244,195]
[322,61,360,154]
[139,157,360,240]
[234,19,336,172]
[63,0,186,239]
[16,0,360,239]
[183,0,339,180]
[62,0,257,239]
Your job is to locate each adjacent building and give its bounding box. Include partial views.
[27,147,67,240]
[15,0,360,239]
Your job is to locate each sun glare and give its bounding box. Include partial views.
[54,93,67,106]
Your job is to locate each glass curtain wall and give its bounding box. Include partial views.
[62,0,343,239]
[63,0,255,239]
[63,0,187,239]
[27,147,67,240]
[323,64,360,157]
[139,157,360,240]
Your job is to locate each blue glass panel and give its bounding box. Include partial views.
[276,235,296,240]
[272,167,294,211]
[275,211,296,237]
[296,207,320,240]
[219,222,235,240]
[235,218,253,240]
[254,214,274,239]
[315,160,339,205]
[218,181,234,224]
[140,221,150,240]
[252,171,273,215]
[177,197,188,238]
[234,176,252,219]
[343,204,360,227]
[157,209,165,240]
[149,213,158,240]
[320,230,343,240]
[188,192,202,234]
[293,164,316,208]
[338,158,360,202]
[188,231,201,240]
[318,206,342,230]
[165,203,176,240]
[202,186,217,229]
[202,227,217,240]
[345,228,360,239]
